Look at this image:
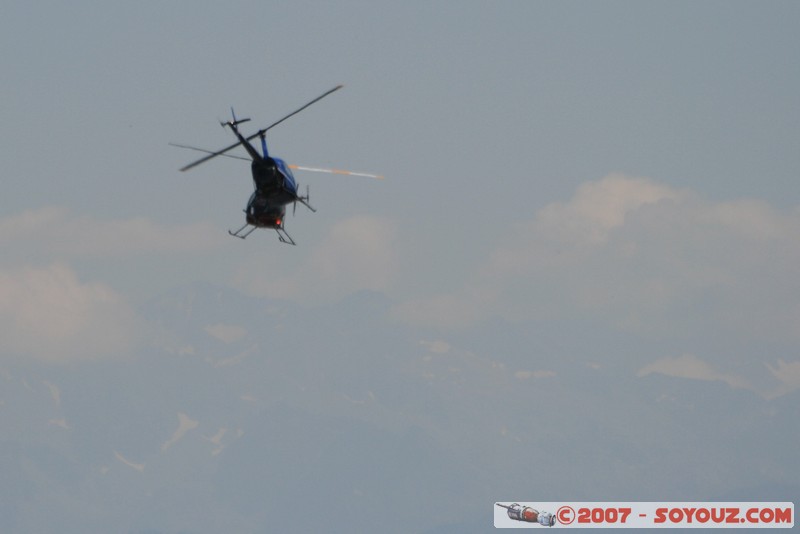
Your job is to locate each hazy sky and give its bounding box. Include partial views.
[4,0,799,360]
[1,1,799,531]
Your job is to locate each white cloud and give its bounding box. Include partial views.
[0,207,225,260]
[637,353,751,390]
[533,174,682,245]
[396,174,800,344]
[392,287,497,328]
[0,263,140,364]
[420,340,451,354]
[43,381,61,408]
[114,451,145,472]
[204,428,228,456]
[214,344,258,368]
[235,215,397,302]
[161,412,199,452]
[515,370,556,380]
[638,354,800,399]
[48,418,70,429]
[766,359,800,398]
[310,215,396,288]
[205,323,247,344]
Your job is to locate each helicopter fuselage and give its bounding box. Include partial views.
[246,157,298,229]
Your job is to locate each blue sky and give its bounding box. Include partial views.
[1,1,799,531]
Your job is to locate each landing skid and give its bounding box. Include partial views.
[228,223,257,239]
[296,184,316,213]
[296,196,316,213]
[276,227,296,245]
[227,222,296,245]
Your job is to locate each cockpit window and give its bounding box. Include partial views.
[274,158,297,189]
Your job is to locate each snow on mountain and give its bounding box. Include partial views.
[0,282,797,532]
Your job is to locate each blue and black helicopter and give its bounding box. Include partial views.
[172,85,381,245]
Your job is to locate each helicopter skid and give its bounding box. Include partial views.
[276,227,296,245]
[228,223,257,239]
[228,222,296,245]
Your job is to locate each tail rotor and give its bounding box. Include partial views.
[222,107,251,130]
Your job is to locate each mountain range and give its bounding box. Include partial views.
[1,282,797,532]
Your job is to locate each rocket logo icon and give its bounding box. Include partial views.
[496,503,556,527]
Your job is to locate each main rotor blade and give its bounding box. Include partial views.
[169,143,251,162]
[258,84,343,135]
[172,142,383,179]
[178,85,344,172]
[289,164,384,180]
[178,137,248,171]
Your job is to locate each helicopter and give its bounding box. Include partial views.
[171,85,382,245]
